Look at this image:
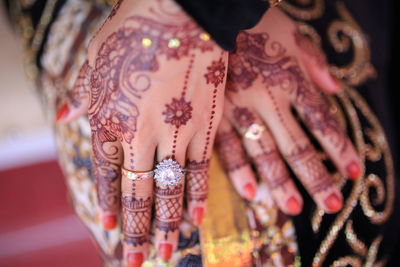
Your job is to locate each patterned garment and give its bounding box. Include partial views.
[5,0,397,266]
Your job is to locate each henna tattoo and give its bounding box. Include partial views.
[204,57,226,87]
[215,131,248,172]
[201,54,226,161]
[285,144,332,195]
[232,106,256,128]
[228,31,347,150]
[122,196,152,246]
[163,53,196,156]
[70,61,91,108]
[109,0,123,19]
[154,183,184,235]
[91,130,121,212]
[162,97,193,127]
[186,160,209,202]
[293,30,327,68]
[88,14,216,170]
[252,149,291,191]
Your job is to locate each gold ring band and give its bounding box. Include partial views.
[121,167,154,180]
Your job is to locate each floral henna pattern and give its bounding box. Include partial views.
[88,14,215,168]
[204,58,226,87]
[232,106,256,128]
[227,31,346,151]
[163,97,193,127]
[154,184,184,236]
[215,131,248,172]
[285,144,332,195]
[201,53,226,161]
[122,196,152,246]
[186,160,209,202]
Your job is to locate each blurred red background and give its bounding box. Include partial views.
[0,161,102,267]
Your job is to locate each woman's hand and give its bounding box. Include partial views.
[216,8,361,215]
[57,0,227,265]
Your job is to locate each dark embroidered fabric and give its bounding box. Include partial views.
[176,254,202,267]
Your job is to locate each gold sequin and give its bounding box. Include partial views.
[200,32,211,41]
[168,38,180,48]
[141,37,153,47]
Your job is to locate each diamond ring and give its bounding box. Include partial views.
[244,123,265,140]
[121,168,154,180]
[154,158,184,186]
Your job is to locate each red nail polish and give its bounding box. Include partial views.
[127,252,144,267]
[324,193,342,212]
[56,103,69,121]
[193,207,204,226]
[346,161,361,180]
[286,197,301,215]
[103,214,117,230]
[331,75,342,88]
[158,243,173,262]
[244,183,256,200]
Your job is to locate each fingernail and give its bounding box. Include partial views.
[346,161,361,180]
[127,252,144,267]
[331,75,342,89]
[158,243,173,262]
[244,183,256,200]
[286,196,301,215]
[193,207,204,226]
[324,193,342,212]
[56,103,69,121]
[103,214,117,230]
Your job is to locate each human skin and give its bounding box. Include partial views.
[216,8,361,215]
[57,0,227,265]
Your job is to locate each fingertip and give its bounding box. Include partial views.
[346,160,361,180]
[102,214,117,230]
[158,243,173,262]
[244,183,256,200]
[285,196,302,215]
[193,206,204,226]
[127,252,144,267]
[56,103,70,122]
[324,192,343,213]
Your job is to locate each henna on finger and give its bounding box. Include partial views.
[154,181,184,261]
[185,160,209,225]
[285,144,342,212]
[90,129,122,229]
[215,130,248,172]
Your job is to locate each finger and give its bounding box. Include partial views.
[90,128,123,230]
[215,118,258,201]
[258,107,343,214]
[57,60,92,122]
[121,142,156,267]
[226,105,302,215]
[154,140,188,262]
[185,115,226,226]
[293,31,342,94]
[294,90,362,180]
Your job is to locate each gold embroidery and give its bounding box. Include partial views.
[327,1,376,86]
[331,256,362,267]
[280,0,325,20]
[345,220,367,257]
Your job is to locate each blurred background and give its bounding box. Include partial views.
[0,7,102,267]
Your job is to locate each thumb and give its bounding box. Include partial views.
[56,60,92,123]
[294,31,342,94]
